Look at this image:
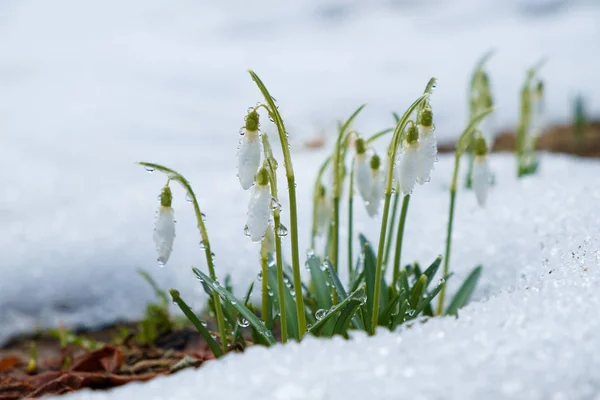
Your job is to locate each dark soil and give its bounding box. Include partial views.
[0,325,217,399]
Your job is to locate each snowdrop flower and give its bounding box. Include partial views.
[366,154,384,217]
[246,168,271,242]
[263,222,276,253]
[395,125,420,196]
[237,110,262,190]
[154,185,176,267]
[416,108,437,185]
[472,135,491,207]
[353,137,372,203]
[315,184,333,236]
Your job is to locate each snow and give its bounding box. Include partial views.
[2,0,600,396]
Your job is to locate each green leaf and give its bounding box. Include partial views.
[308,288,365,337]
[378,288,406,325]
[414,281,445,316]
[446,265,482,316]
[169,289,223,358]
[326,260,347,300]
[266,264,300,340]
[231,281,255,349]
[193,268,275,345]
[306,253,333,310]
[422,256,443,288]
[409,274,428,310]
[332,299,363,337]
[360,235,376,329]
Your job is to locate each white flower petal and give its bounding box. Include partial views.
[416,127,437,184]
[153,206,175,267]
[472,155,490,207]
[237,130,261,190]
[354,153,372,202]
[247,183,271,242]
[366,169,384,217]
[396,143,419,196]
[264,223,276,253]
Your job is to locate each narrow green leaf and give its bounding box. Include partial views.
[332,299,363,337]
[379,290,405,325]
[446,265,482,316]
[193,268,275,345]
[326,260,347,300]
[414,281,445,316]
[360,234,376,329]
[231,281,255,349]
[422,256,443,288]
[169,289,223,358]
[308,288,365,336]
[410,274,428,310]
[306,253,333,310]
[267,265,300,340]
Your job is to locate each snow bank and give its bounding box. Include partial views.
[57,221,600,399]
[2,0,600,343]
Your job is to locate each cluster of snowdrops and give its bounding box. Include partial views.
[142,56,544,357]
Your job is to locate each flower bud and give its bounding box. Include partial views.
[472,136,490,207]
[238,111,262,190]
[366,154,384,217]
[246,168,271,242]
[154,185,176,267]
[395,128,420,196]
[416,109,437,185]
[354,137,372,203]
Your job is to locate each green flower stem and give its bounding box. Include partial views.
[249,70,307,337]
[436,156,459,315]
[274,213,288,343]
[311,158,332,249]
[392,194,410,287]
[137,162,228,353]
[370,93,431,334]
[435,108,494,315]
[332,105,366,272]
[260,241,272,330]
[347,162,355,282]
[383,189,399,266]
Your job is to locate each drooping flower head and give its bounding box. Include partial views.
[416,107,437,185]
[396,124,420,196]
[154,184,176,267]
[315,184,333,236]
[472,134,491,207]
[263,222,276,253]
[246,167,271,242]
[238,110,262,190]
[366,153,384,217]
[354,136,372,203]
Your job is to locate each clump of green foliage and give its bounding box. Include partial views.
[139,69,493,358]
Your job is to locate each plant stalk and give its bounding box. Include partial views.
[392,194,411,286]
[249,70,307,336]
[274,213,288,343]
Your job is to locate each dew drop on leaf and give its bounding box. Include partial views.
[199,240,206,249]
[185,192,193,203]
[315,309,326,320]
[144,166,155,173]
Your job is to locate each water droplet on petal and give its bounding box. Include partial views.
[315,309,327,320]
[157,258,166,268]
[244,225,251,237]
